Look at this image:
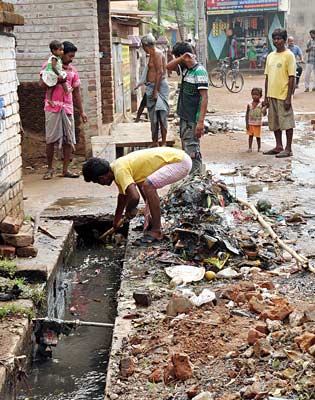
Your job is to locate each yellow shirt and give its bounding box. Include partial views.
[110,147,185,194]
[264,49,296,100]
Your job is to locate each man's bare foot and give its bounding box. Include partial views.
[47,100,55,108]
[246,149,252,153]
[145,230,163,241]
[160,142,167,147]
[149,142,159,148]
[263,148,283,155]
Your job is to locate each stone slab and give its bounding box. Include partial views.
[15,219,74,282]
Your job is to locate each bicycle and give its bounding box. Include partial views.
[209,57,246,93]
[209,57,230,88]
[225,57,246,93]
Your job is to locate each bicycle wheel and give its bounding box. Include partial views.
[225,70,244,93]
[209,68,225,88]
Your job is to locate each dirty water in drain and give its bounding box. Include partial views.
[17,239,124,399]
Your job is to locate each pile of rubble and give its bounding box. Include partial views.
[0,216,37,258]
[114,277,315,399]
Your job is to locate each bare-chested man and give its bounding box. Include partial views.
[141,34,169,147]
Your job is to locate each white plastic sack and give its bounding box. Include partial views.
[190,289,216,307]
[165,265,205,284]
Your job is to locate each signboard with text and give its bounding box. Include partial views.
[207,0,279,14]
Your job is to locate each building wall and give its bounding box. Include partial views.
[11,0,104,155]
[287,0,315,50]
[98,0,115,125]
[0,33,24,223]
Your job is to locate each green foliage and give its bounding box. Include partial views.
[139,0,158,11]
[0,304,35,320]
[0,259,17,278]
[24,214,32,221]
[29,286,47,309]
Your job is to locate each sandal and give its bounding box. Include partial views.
[275,150,293,158]
[133,234,162,246]
[263,148,282,155]
[43,170,53,180]
[62,171,80,178]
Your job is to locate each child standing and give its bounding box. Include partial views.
[246,88,267,152]
[41,40,69,107]
[248,39,257,69]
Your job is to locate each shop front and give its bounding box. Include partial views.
[207,0,288,68]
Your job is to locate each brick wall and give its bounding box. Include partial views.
[0,33,24,224]
[98,0,114,124]
[12,0,105,155]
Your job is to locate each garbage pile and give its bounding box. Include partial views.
[159,172,294,276]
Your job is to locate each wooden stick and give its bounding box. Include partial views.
[237,197,309,267]
[38,225,57,239]
[98,217,125,242]
[32,215,57,239]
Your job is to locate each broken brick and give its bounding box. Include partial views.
[294,332,315,353]
[16,245,38,258]
[248,297,265,314]
[0,215,23,234]
[166,296,193,317]
[289,310,306,327]
[119,357,135,378]
[172,352,193,381]
[261,298,293,321]
[2,223,34,248]
[234,292,246,304]
[305,307,315,322]
[254,322,268,334]
[164,361,176,385]
[133,290,151,307]
[247,328,266,345]
[0,244,16,258]
[258,281,275,290]
[245,291,262,302]
[253,339,273,357]
[148,368,162,383]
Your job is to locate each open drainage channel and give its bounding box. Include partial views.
[16,218,127,400]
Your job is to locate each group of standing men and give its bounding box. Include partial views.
[139,34,208,174]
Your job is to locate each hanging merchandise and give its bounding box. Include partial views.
[251,18,258,30]
[212,19,227,38]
